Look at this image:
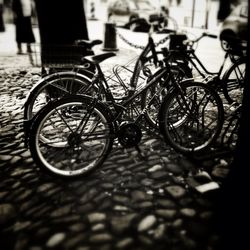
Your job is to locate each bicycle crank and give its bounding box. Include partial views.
[117,122,142,148]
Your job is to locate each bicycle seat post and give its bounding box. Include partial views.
[149,22,154,38]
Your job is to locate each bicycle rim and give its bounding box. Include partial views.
[222,57,246,104]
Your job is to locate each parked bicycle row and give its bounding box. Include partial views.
[23,16,246,178]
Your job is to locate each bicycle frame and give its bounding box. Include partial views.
[167,46,237,80]
[129,36,159,89]
[92,61,183,127]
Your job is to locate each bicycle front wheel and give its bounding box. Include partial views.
[159,81,224,154]
[222,56,246,104]
[141,64,192,128]
[29,95,114,178]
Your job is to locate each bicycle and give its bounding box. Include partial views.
[27,51,224,178]
[24,17,186,144]
[141,31,246,128]
[161,31,246,105]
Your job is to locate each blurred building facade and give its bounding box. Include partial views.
[85,0,221,29]
[2,0,234,30]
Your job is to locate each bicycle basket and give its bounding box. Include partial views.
[29,43,94,68]
[41,44,94,66]
[169,34,188,50]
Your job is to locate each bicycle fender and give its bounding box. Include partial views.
[23,71,93,119]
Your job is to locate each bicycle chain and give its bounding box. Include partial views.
[115,28,169,50]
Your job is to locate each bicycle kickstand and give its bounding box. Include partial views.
[135,145,147,161]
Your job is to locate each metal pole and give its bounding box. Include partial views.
[205,0,210,29]
[191,0,196,28]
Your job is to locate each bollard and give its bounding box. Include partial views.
[89,1,97,21]
[103,22,119,51]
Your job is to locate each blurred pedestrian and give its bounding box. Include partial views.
[0,0,5,32]
[12,0,35,54]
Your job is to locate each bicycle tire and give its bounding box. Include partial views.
[159,81,224,154]
[29,95,114,178]
[24,71,97,121]
[222,56,246,104]
[141,63,192,128]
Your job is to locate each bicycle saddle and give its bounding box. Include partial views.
[84,52,116,64]
[74,39,103,48]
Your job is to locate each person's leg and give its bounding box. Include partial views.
[27,43,32,53]
[17,43,23,54]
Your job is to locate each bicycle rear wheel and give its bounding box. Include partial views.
[141,64,192,128]
[159,81,224,154]
[29,95,114,178]
[24,72,97,122]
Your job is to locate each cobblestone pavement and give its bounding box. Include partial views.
[0,45,234,250]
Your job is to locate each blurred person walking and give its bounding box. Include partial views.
[0,0,5,32]
[12,0,35,54]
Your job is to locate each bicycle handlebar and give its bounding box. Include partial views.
[183,32,217,47]
[202,32,217,39]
